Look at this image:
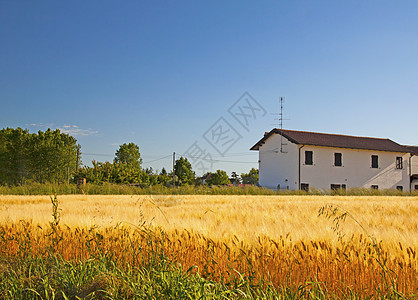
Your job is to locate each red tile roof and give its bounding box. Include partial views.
[250,129,411,153]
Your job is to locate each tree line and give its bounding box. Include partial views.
[75,144,258,186]
[0,128,79,185]
[0,127,258,186]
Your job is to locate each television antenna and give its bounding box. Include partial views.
[271,97,288,153]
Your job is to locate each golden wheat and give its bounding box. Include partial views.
[1,222,416,298]
[1,195,416,246]
[0,195,417,297]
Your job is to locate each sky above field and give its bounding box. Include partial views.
[1,1,417,175]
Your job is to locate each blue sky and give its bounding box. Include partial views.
[1,1,417,175]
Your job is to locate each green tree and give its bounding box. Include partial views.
[114,143,142,169]
[174,157,195,185]
[241,168,259,185]
[0,127,78,185]
[75,160,150,185]
[0,127,30,185]
[160,167,167,175]
[207,170,230,185]
[28,129,78,183]
[145,167,154,175]
[75,144,82,171]
[230,171,241,184]
[157,168,170,185]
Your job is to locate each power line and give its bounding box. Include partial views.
[142,155,172,164]
[182,154,256,164]
[3,151,257,168]
[81,153,256,164]
[82,151,256,158]
[82,153,114,157]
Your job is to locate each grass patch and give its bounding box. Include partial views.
[0,182,417,196]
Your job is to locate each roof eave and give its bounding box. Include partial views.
[300,144,410,153]
[250,129,300,151]
[251,129,411,153]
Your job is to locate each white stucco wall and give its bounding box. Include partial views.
[258,135,299,190]
[410,155,418,174]
[256,133,411,191]
[300,146,410,190]
[411,155,418,190]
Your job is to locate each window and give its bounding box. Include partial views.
[371,155,378,168]
[396,186,403,191]
[415,185,418,190]
[334,153,342,167]
[371,185,379,190]
[305,151,313,165]
[331,184,346,191]
[396,157,403,169]
[301,183,309,192]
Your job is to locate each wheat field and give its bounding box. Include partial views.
[1,194,417,245]
[0,195,417,298]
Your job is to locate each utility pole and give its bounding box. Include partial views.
[172,152,176,187]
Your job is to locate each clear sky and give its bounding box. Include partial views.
[1,1,417,176]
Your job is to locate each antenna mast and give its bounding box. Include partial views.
[279,97,287,153]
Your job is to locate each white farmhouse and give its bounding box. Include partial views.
[250,129,418,191]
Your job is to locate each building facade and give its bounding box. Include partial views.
[251,129,416,191]
[407,146,418,191]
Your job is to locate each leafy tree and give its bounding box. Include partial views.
[0,127,78,185]
[0,127,30,185]
[157,168,171,185]
[75,160,150,185]
[230,171,241,185]
[28,129,78,183]
[160,168,167,175]
[75,144,82,171]
[145,167,154,175]
[174,157,195,185]
[114,143,142,169]
[148,174,159,185]
[208,170,230,185]
[241,168,259,185]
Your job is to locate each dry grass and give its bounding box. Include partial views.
[1,195,417,246]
